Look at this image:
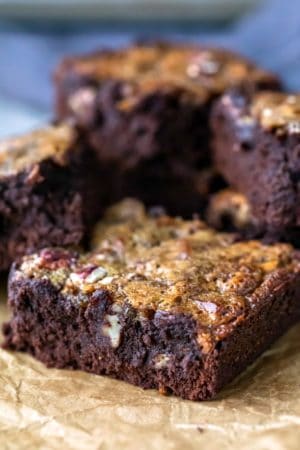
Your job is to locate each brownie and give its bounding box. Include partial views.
[211,91,300,243]
[54,42,280,216]
[0,124,105,271]
[4,199,300,401]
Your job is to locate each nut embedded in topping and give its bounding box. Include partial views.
[186,52,221,79]
[39,248,74,270]
[195,300,217,314]
[100,276,115,285]
[186,63,201,79]
[85,267,108,283]
[288,120,300,134]
[199,58,220,76]
[68,87,97,125]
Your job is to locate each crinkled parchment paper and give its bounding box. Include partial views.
[1,289,300,450]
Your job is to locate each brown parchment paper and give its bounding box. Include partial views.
[1,288,300,450]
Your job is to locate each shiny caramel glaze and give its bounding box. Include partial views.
[15,199,300,344]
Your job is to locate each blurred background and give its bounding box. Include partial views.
[0,0,299,137]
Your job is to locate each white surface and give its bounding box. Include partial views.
[0,0,262,20]
[0,97,48,138]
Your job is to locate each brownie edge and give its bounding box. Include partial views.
[0,124,109,270]
[211,90,300,243]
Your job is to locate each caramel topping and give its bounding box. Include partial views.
[16,199,299,341]
[0,124,75,176]
[252,92,300,134]
[64,43,276,105]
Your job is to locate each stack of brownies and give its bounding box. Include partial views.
[2,42,300,401]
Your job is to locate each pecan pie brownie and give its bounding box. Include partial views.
[4,199,300,400]
[55,42,280,216]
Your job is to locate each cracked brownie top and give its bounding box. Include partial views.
[57,42,280,107]
[13,199,300,344]
[0,124,75,176]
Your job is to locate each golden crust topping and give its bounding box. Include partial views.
[60,43,278,105]
[15,199,300,340]
[252,92,300,134]
[0,124,75,176]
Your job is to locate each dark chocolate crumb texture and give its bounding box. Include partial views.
[4,199,300,401]
[54,42,280,216]
[212,91,300,242]
[0,124,104,271]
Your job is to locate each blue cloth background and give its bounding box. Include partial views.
[0,0,299,136]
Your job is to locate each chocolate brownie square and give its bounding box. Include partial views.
[4,199,300,401]
[54,42,280,216]
[0,124,105,270]
[211,91,300,242]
